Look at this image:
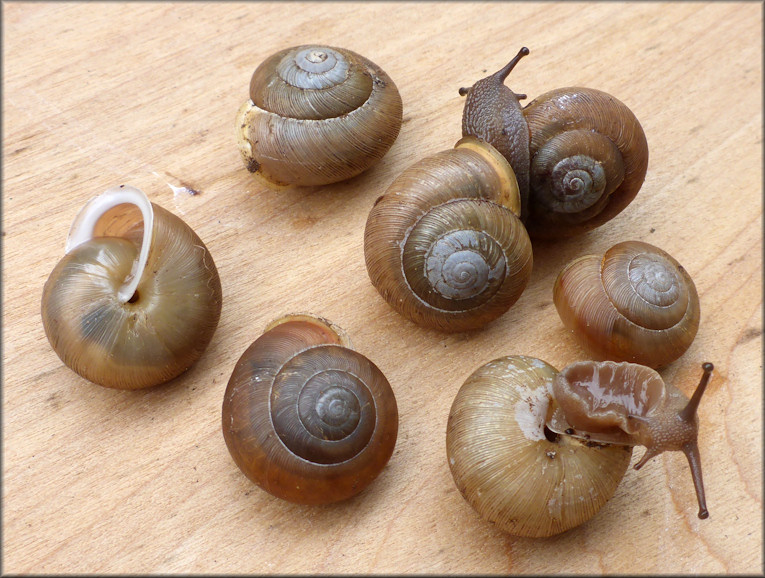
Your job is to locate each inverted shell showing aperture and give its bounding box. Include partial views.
[446,355,632,538]
[40,185,222,389]
[237,44,403,187]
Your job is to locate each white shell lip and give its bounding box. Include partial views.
[66,184,155,303]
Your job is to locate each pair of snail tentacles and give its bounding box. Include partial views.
[41,44,712,532]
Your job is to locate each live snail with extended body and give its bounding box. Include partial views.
[459,47,649,239]
[446,356,713,537]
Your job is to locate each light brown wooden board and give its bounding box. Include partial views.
[3,1,762,574]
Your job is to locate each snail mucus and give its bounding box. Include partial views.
[222,314,399,505]
[236,44,403,188]
[41,185,222,390]
[459,47,649,239]
[446,356,713,537]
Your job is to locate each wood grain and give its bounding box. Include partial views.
[3,1,762,574]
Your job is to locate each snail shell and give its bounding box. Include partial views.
[236,45,403,188]
[553,240,700,368]
[364,137,533,332]
[460,47,649,238]
[41,185,222,390]
[446,355,633,538]
[221,314,398,504]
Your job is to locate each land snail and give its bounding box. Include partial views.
[364,136,533,332]
[459,47,649,239]
[222,314,398,505]
[41,185,222,390]
[554,240,700,369]
[236,44,403,188]
[446,355,714,538]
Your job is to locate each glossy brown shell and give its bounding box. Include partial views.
[221,315,398,505]
[364,137,533,332]
[446,355,632,537]
[523,87,649,238]
[553,240,700,368]
[236,45,403,187]
[41,186,222,390]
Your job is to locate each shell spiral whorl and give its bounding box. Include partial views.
[364,138,533,332]
[523,87,648,238]
[553,240,700,368]
[237,44,403,188]
[222,315,398,504]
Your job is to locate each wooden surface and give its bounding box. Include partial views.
[3,2,762,574]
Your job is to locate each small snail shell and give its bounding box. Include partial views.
[446,355,633,538]
[236,45,403,188]
[460,47,649,238]
[41,185,222,390]
[553,240,700,368]
[548,360,714,519]
[364,136,533,332]
[221,314,398,505]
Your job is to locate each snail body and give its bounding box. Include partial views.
[547,360,713,520]
[41,185,222,390]
[364,137,533,332]
[447,356,713,537]
[222,314,398,505]
[236,45,403,188]
[553,240,700,368]
[460,47,649,238]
